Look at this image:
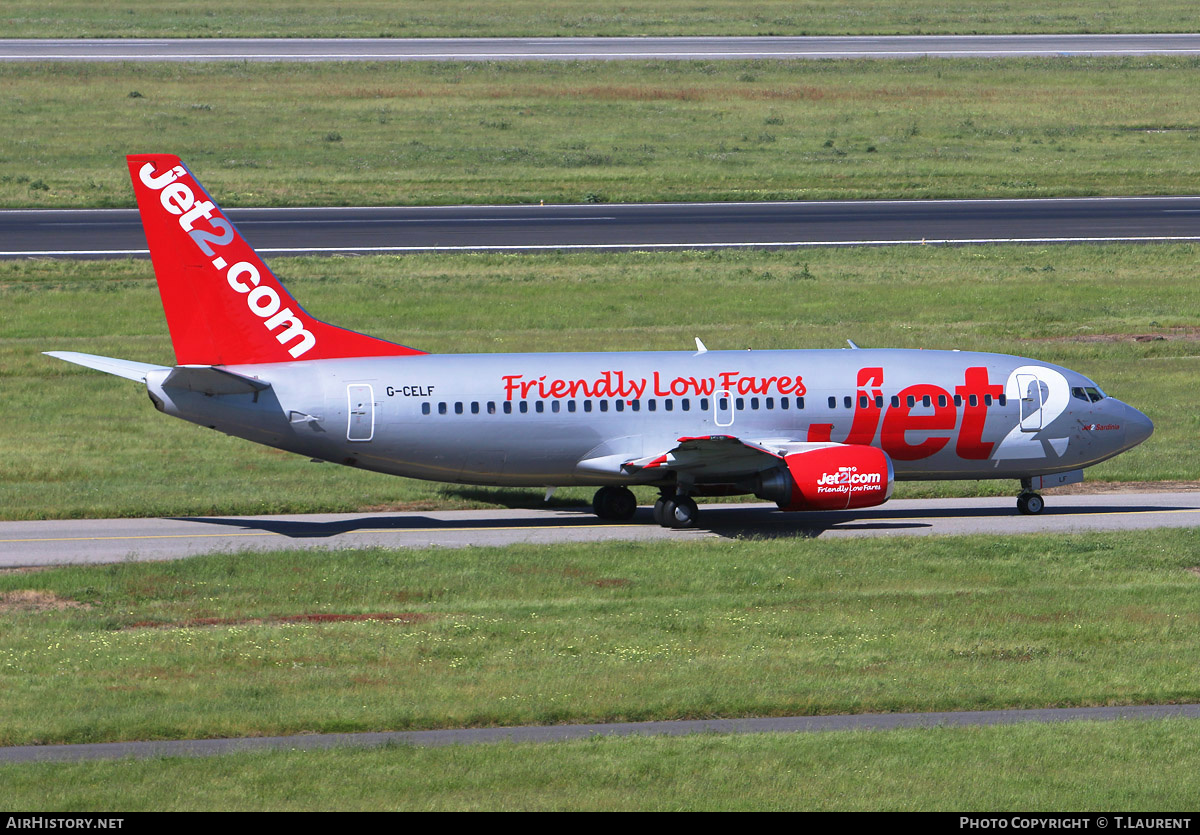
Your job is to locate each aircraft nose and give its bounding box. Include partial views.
[1122,403,1154,449]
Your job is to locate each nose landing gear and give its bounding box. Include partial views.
[1017,480,1045,515]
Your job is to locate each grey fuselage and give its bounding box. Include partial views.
[143,347,1153,492]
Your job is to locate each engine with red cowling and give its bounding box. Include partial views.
[755,444,894,511]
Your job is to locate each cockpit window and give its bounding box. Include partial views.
[1071,386,1107,403]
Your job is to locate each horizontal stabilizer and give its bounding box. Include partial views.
[44,351,168,383]
[162,365,272,396]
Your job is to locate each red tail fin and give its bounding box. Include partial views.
[128,153,424,365]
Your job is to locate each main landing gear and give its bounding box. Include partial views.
[591,486,701,528]
[653,492,699,529]
[592,485,638,521]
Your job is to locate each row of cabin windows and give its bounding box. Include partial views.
[424,397,721,416]
[836,393,1007,410]
[421,393,1007,416]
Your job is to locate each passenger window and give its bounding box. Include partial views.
[828,396,837,409]
[552,400,560,413]
[568,400,577,413]
[471,402,479,414]
[438,402,447,415]
[682,399,691,411]
[503,401,512,414]
[422,403,431,415]
[535,401,544,413]
[487,401,496,414]
[519,401,529,414]
[600,400,608,412]
[664,399,674,412]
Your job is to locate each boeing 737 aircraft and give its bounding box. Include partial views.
[47,155,1153,528]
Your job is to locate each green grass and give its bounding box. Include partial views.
[3,244,1196,520]
[5,57,1200,207]
[3,0,1198,38]
[2,531,1199,751]
[2,721,1199,810]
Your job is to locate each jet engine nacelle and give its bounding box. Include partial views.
[757,444,894,511]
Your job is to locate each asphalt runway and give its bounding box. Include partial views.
[3,492,1198,567]
[6,196,1200,258]
[4,34,1200,62]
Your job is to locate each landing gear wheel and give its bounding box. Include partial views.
[652,497,668,526]
[592,486,638,521]
[660,495,699,529]
[1017,492,1045,515]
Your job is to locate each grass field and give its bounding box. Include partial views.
[4,244,1196,520]
[1,530,1199,809]
[2,532,1198,746]
[3,720,1199,810]
[4,57,1200,207]
[5,1,1199,38]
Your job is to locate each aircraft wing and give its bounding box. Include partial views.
[622,434,833,481]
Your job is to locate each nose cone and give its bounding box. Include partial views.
[1122,403,1154,449]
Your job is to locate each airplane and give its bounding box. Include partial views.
[46,154,1154,528]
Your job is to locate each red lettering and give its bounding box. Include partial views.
[653,371,669,396]
[807,423,833,442]
[502,375,521,401]
[955,366,1003,459]
[843,367,884,446]
[881,383,955,460]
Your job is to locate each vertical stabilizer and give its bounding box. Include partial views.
[127,154,425,365]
